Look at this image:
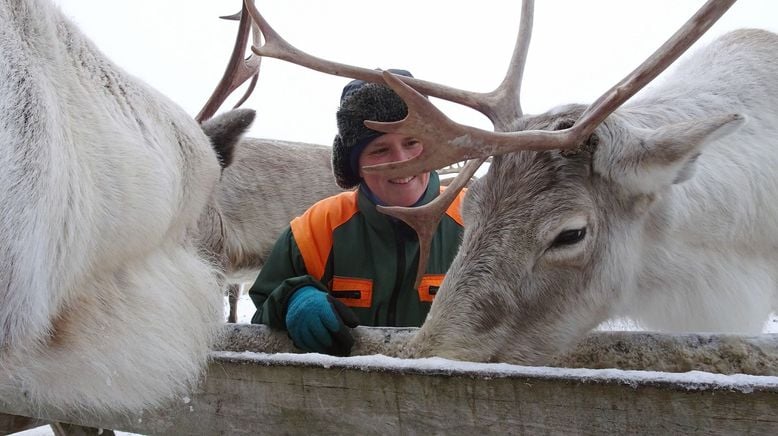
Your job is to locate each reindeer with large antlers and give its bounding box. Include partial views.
[242,0,778,364]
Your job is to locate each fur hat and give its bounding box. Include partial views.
[332,69,413,189]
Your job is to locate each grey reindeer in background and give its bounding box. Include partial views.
[203,136,337,282]
[242,0,778,364]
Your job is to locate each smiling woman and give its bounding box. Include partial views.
[358,133,429,207]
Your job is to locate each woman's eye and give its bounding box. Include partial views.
[551,228,586,248]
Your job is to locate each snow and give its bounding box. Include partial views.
[217,350,778,394]
[225,285,256,324]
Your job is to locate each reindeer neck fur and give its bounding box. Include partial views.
[623,29,778,237]
[606,29,778,331]
[1,0,224,411]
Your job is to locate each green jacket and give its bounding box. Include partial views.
[249,172,465,328]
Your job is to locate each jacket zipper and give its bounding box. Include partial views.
[386,222,405,326]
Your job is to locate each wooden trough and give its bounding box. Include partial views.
[2,325,778,435]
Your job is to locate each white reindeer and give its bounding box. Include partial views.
[0,0,262,411]
[239,0,777,364]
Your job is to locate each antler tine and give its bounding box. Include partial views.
[567,0,737,146]
[377,158,486,289]
[482,0,534,131]
[196,3,263,123]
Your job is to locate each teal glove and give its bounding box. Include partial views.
[285,286,360,356]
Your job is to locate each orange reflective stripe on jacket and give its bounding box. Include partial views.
[443,186,465,226]
[330,276,373,308]
[417,274,445,302]
[290,191,360,280]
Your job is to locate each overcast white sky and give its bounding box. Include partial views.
[52,0,778,146]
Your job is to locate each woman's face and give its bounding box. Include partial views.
[358,133,429,207]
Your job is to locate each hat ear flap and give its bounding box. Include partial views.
[332,135,359,189]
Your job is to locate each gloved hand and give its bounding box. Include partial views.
[285,285,360,356]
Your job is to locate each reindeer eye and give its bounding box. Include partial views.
[551,228,586,248]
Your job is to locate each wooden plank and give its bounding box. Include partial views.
[0,412,45,435]
[2,353,778,435]
[3,325,778,434]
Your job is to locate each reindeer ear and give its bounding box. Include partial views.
[595,113,744,195]
[201,108,256,168]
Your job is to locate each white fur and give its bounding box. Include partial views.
[0,0,223,411]
[614,31,778,332]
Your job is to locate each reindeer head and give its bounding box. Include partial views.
[406,105,743,363]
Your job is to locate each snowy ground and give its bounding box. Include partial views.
[227,285,257,324]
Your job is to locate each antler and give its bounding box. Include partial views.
[239,0,735,289]
[369,0,734,285]
[196,2,263,123]
[364,0,737,179]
